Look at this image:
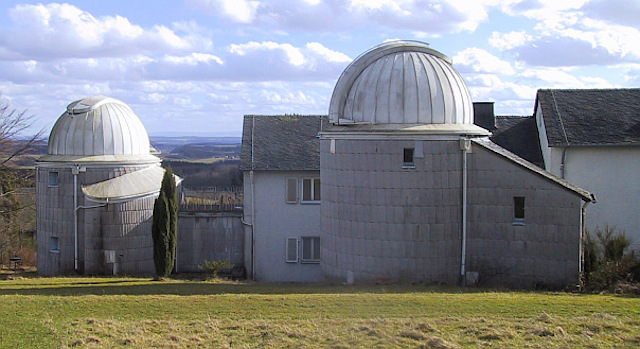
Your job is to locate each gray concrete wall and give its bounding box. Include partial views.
[37,164,157,275]
[466,144,583,288]
[321,138,463,284]
[245,170,322,282]
[177,212,244,272]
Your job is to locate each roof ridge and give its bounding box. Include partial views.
[550,90,571,146]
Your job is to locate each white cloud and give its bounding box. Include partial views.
[230,41,305,66]
[189,0,260,23]
[520,68,613,88]
[0,3,199,60]
[489,31,532,51]
[453,48,515,75]
[164,53,223,65]
[189,0,496,34]
[305,42,351,63]
[491,0,640,67]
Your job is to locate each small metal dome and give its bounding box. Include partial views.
[46,95,152,158]
[329,40,473,125]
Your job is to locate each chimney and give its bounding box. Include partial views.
[473,102,496,130]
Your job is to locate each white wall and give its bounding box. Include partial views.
[536,105,640,249]
[243,170,322,282]
[563,146,640,249]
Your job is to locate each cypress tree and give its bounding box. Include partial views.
[152,167,178,279]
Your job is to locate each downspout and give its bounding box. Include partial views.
[459,137,471,286]
[249,115,256,280]
[560,147,568,179]
[72,164,86,272]
[250,170,256,280]
[579,194,596,275]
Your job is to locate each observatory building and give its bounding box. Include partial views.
[36,95,173,275]
[242,41,595,288]
[318,41,594,286]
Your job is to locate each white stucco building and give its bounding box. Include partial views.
[240,115,324,281]
[534,89,640,249]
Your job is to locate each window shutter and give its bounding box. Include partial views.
[286,178,298,203]
[286,237,298,262]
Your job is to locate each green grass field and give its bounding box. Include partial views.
[0,275,639,348]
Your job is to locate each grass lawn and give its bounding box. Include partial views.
[0,274,639,348]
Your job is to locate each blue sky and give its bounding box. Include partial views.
[0,0,639,136]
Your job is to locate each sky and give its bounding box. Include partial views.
[0,0,639,137]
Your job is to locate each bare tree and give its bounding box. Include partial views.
[0,97,43,266]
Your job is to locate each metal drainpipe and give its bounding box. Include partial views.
[72,165,86,272]
[561,147,568,179]
[459,137,470,286]
[579,195,596,274]
[250,170,256,280]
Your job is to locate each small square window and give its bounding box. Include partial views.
[48,172,59,187]
[302,178,320,203]
[301,237,320,263]
[49,237,60,253]
[286,237,298,262]
[403,148,415,168]
[513,196,525,225]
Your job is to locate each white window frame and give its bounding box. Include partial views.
[403,147,415,168]
[301,178,321,203]
[300,236,320,263]
[48,171,59,187]
[286,237,298,263]
[285,177,298,204]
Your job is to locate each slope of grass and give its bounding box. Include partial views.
[0,275,639,348]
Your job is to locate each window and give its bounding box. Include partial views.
[48,172,59,187]
[513,196,525,225]
[286,237,298,262]
[301,237,320,262]
[403,148,415,168]
[49,237,60,253]
[302,178,321,203]
[286,178,298,203]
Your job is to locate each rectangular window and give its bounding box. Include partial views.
[302,178,321,203]
[513,196,525,225]
[301,237,320,262]
[48,171,59,187]
[403,148,415,168]
[286,237,298,262]
[286,178,298,203]
[49,237,60,253]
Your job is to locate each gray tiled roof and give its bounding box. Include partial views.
[490,115,544,167]
[240,115,325,171]
[536,89,640,146]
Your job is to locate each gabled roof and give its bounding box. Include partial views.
[472,138,594,202]
[240,115,324,171]
[491,115,544,167]
[535,89,640,147]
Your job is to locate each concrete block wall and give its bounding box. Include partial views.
[466,144,583,288]
[98,196,156,275]
[321,138,463,284]
[37,164,158,275]
[177,212,244,272]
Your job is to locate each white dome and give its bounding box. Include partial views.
[329,40,473,125]
[46,95,152,158]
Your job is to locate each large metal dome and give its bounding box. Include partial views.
[46,95,153,160]
[329,40,473,125]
